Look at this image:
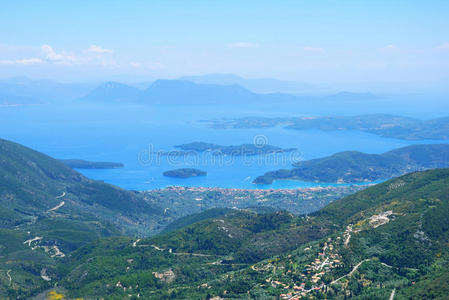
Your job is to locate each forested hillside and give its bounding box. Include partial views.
[39,169,449,299]
[255,144,449,184]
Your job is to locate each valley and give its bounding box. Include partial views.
[2,2,448,299]
[141,185,367,220]
[0,137,448,298]
[22,168,449,299]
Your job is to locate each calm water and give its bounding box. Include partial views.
[1,101,448,190]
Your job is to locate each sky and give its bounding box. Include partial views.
[0,0,448,85]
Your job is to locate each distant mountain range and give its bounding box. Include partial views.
[80,79,287,104]
[0,75,381,105]
[254,144,449,184]
[80,81,142,102]
[179,73,318,94]
[79,79,380,105]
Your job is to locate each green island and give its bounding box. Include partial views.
[254,144,449,184]
[205,114,449,140]
[163,168,207,178]
[156,141,297,156]
[59,159,124,169]
[1,137,449,299]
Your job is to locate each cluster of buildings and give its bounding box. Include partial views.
[254,236,346,299]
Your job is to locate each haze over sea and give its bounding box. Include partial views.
[2,96,448,190]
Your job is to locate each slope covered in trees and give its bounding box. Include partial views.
[254,144,449,184]
[43,169,449,299]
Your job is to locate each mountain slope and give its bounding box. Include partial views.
[180,73,316,94]
[0,138,161,230]
[254,144,449,184]
[0,138,167,297]
[80,81,142,102]
[143,79,257,105]
[81,79,298,105]
[53,169,449,299]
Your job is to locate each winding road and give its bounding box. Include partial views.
[331,259,371,285]
[6,270,12,285]
[55,192,66,199]
[48,201,65,212]
[48,191,66,212]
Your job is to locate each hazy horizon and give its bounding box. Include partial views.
[1,0,448,90]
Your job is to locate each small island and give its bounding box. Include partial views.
[59,159,124,169]
[163,168,207,178]
[155,142,296,157]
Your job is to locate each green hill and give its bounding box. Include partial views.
[254,144,449,184]
[0,138,165,297]
[0,138,162,234]
[161,208,233,233]
[52,169,449,299]
[2,137,449,299]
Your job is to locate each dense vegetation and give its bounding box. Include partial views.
[0,138,165,297]
[11,168,445,299]
[161,208,232,233]
[254,144,449,184]
[2,137,449,299]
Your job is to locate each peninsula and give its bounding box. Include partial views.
[254,144,449,184]
[205,114,449,141]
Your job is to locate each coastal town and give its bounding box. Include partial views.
[141,185,369,221]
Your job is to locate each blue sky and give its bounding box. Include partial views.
[0,0,448,84]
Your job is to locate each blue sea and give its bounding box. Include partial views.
[2,99,448,190]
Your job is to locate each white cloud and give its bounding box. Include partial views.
[436,42,449,51]
[41,44,63,60]
[380,44,399,53]
[16,58,43,65]
[0,58,42,65]
[87,45,113,54]
[41,44,76,64]
[303,46,325,53]
[227,42,259,48]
